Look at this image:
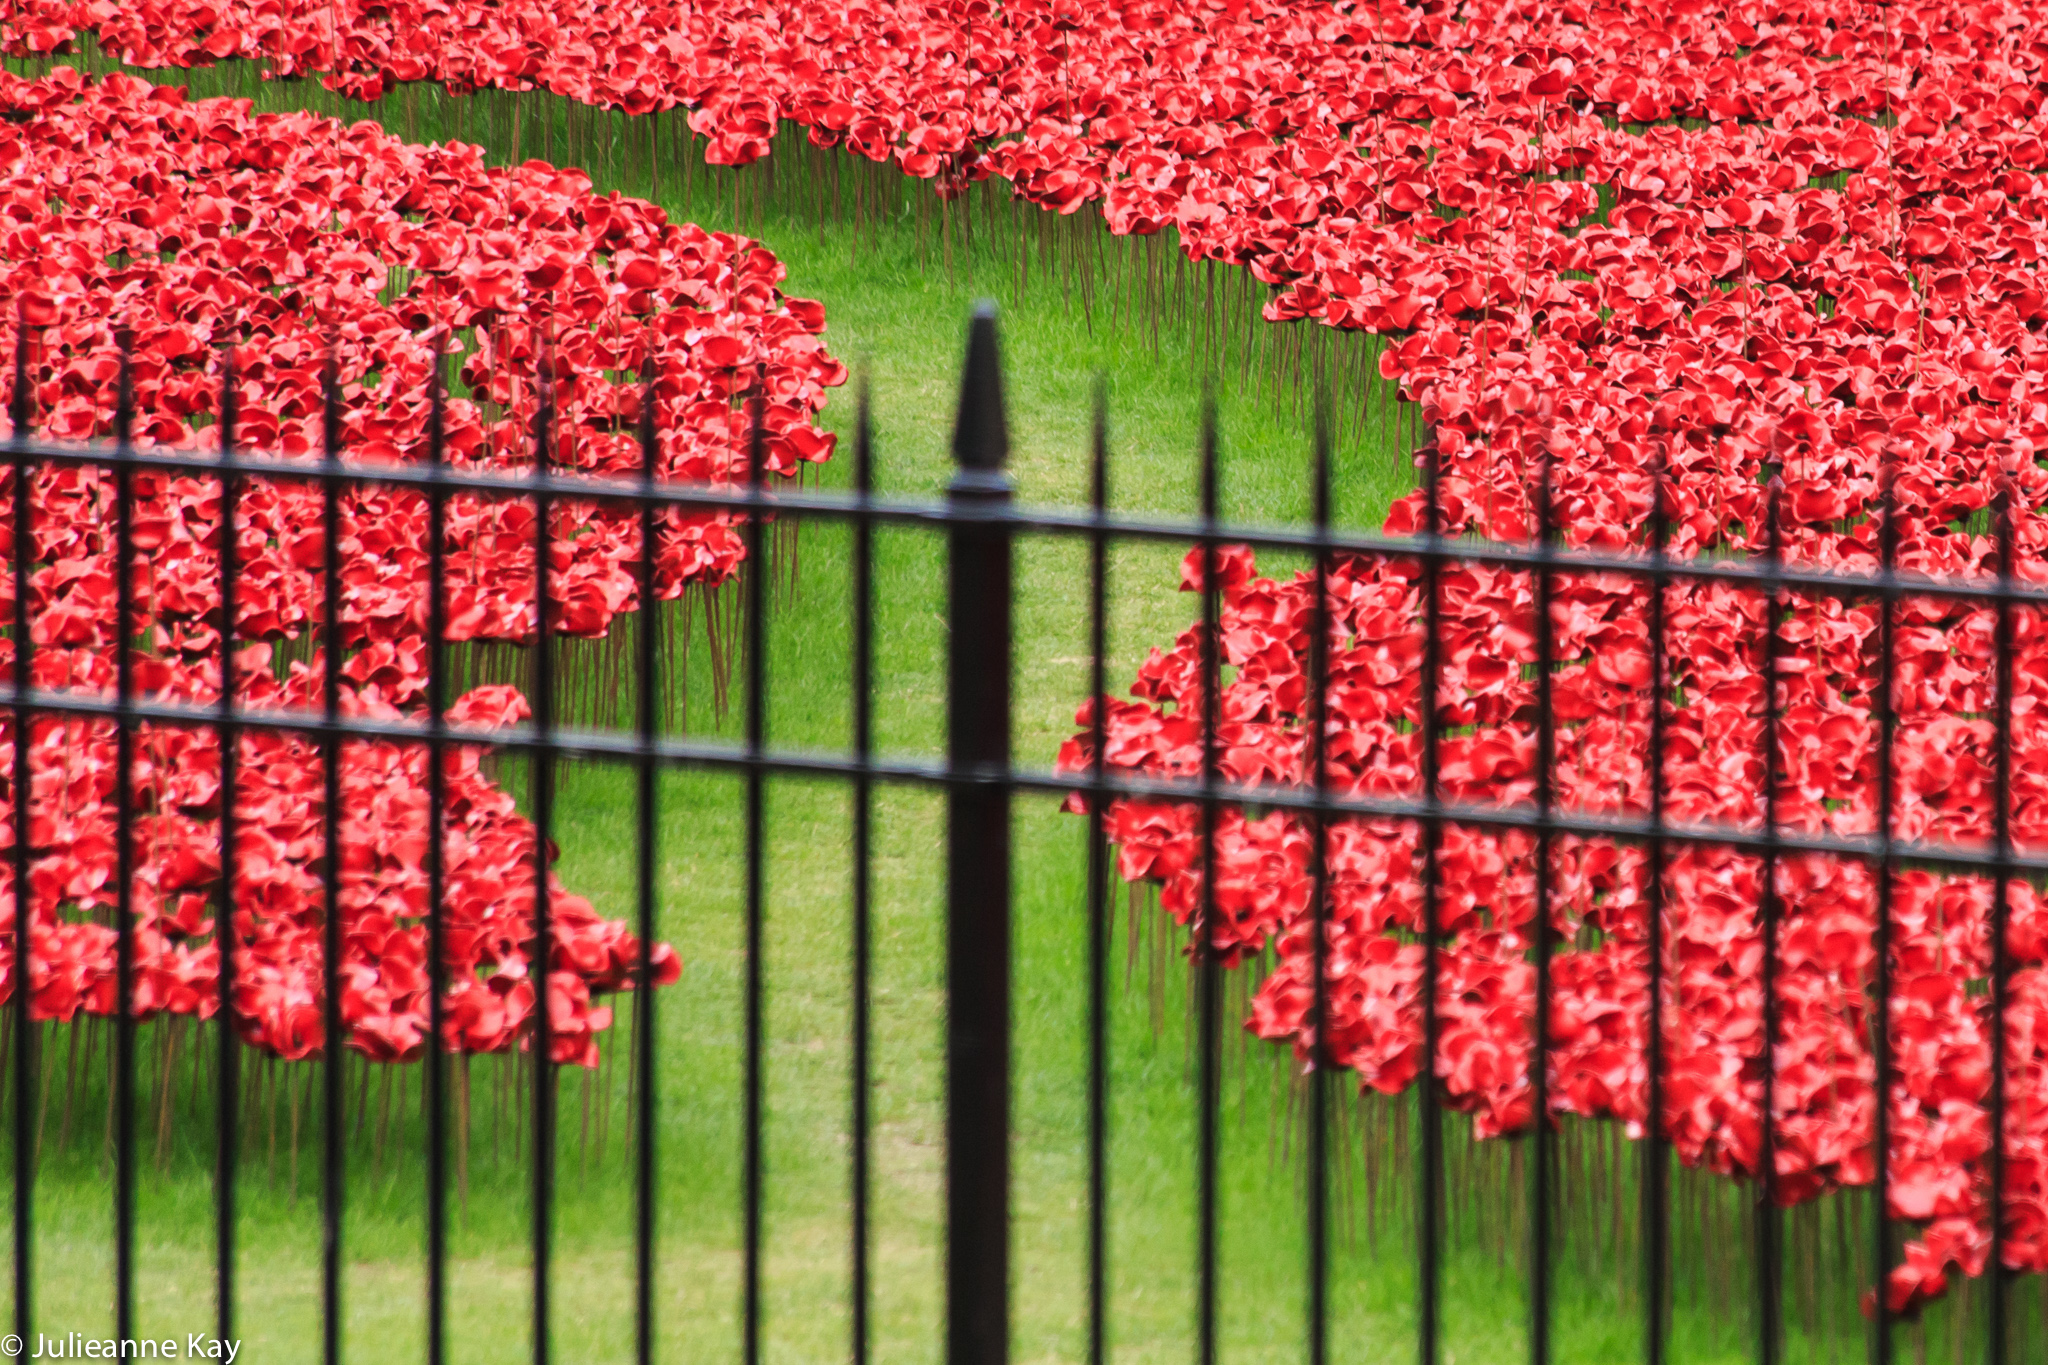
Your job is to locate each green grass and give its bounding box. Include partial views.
[1,49,2026,1364]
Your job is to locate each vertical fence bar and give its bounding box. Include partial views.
[1755,481,1785,1365]
[531,358,559,1365]
[1869,445,1900,1365]
[111,342,137,1343]
[945,302,1012,1365]
[1084,381,1109,1365]
[741,372,768,1365]
[8,317,32,1350]
[1306,403,1332,1365]
[1642,444,1670,1365]
[1416,434,1444,1365]
[634,366,660,1365]
[319,358,346,1365]
[424,359,450,1365]
[849,376,875,1365]
[1194,398,1221,1365]
[1985,457,2016,1365]
[1527,442,1556,1365]
[214,354,242,1347]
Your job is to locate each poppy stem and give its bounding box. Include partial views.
[623,1002,637,1166]
[288,1056,302,1207]
[264,1055,277,1192]
[58,1018,81,1152]
[154,1017,175,1171]
[492,1051,503,1167]
[351,1055,369,1148]
[103,1018,116,1180]
[513,1038,524,1165]
[668,593,686,734]
[1362,1088,1380,1252]
[458,1052,471,1223]
[374,1059,392,1182]
[33,1021,50,1175]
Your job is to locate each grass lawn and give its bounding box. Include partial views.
[0,51,1992,1363]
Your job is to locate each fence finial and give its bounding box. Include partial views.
[951,302,1009,476]
[114,329,134,449]
[321,346,340,465]
[427,333,447,470]
[8,303,27,440]
[217,347,238,459]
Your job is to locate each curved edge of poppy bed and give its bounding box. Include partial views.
[1060,535,2048,1315]
[0,64,849,1073]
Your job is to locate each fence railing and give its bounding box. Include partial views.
[2,305,2038,1365]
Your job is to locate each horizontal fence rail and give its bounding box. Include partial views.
[1,307,2039,1365]
[5,430,2042,610]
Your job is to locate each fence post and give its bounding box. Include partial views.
[946,302,1013,1365]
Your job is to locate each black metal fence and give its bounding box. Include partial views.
[2,304,2040,1365]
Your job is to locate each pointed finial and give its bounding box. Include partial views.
[8,302,28,441]
[321,345,341,460]
[951,302,1009,478]
[218,348,239,459]
[114,328,135,449]
[638,357,660,483]
[426,333,446,468]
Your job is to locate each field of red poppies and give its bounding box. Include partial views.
[0,63,846,1069]
[6,0,2048,1339]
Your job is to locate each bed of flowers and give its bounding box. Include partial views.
[0,64,847,1071]
[9,0,2048,1314]
[1032,1,2045,1316]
